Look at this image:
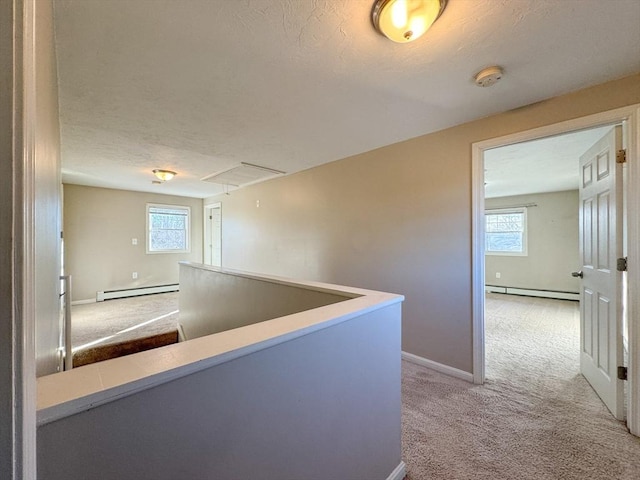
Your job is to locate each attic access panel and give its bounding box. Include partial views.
[201,162,285,187]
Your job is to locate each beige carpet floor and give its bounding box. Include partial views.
[402,293,640,479]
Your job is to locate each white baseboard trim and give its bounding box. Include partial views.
[386,461,406,480]
[485,285,506,294]
[485,285,579,301]
[96,283,179,302]
[508,287,579,301]
[71,298,96,306]
[402,351,474,383]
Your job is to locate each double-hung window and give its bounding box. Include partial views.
[485,208,527,256]
[146,204,191,254]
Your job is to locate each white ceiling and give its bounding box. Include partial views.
[54,0,640,199]
[484,125,614,198]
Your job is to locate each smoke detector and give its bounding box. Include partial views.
[474,66,503,87]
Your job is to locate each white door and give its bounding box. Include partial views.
[578,126,624,420]
[204,204,222,267]
[211,207,222,267]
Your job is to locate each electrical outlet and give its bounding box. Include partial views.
[132,238,138,245]
[256,200,260,208]
[496,272,501,279]
[132,272,138,279]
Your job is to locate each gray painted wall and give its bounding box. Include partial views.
[179,263,349,339]
[37,303,402,480]
[485,190,580,293]
[63,185,203,301]
[204,75,640,373]
[1,0,20,475]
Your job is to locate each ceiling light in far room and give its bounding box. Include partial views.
[152,169,177,182]
[372,0,447,43]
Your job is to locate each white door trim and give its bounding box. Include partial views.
[8,0,38,477]
[22,0,38,473]
[471,104,640,435]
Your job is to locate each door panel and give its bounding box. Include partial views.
[583,288,593,356]
[597,295,609,370]
[579,126,624,420]
[583,198,593,266]
[597,192,611,269]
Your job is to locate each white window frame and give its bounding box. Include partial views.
[485,207,528,256]
[146,203,191,254]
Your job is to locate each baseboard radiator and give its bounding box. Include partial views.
[96,284,179,302]
[485,285,579,301]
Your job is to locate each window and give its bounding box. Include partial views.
[146,204,190,253]
[485,208,527,256]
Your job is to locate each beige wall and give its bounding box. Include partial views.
[179,263,349,340]
[64,185,203,301]
[205,74,640,373]
[485,191,580,293]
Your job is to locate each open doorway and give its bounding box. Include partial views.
[471,105,640,435]
[482,125,623,418]
[483,127,612,301]
[204,203,222,267]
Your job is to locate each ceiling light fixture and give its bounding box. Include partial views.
[152,169,177,182]
[372,0,447,43]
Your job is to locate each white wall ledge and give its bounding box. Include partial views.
[37,267,403,426]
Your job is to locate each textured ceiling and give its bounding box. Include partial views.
[54,0,640,198]
[484,126,613,199]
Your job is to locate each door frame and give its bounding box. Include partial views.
[203,202,222,266]
[471,104,640,435]
[6,0,37,477]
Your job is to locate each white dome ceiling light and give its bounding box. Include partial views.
[372,0,448,43]
[152,169,177,182]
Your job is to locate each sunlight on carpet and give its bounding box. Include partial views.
[71,292,180,350]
